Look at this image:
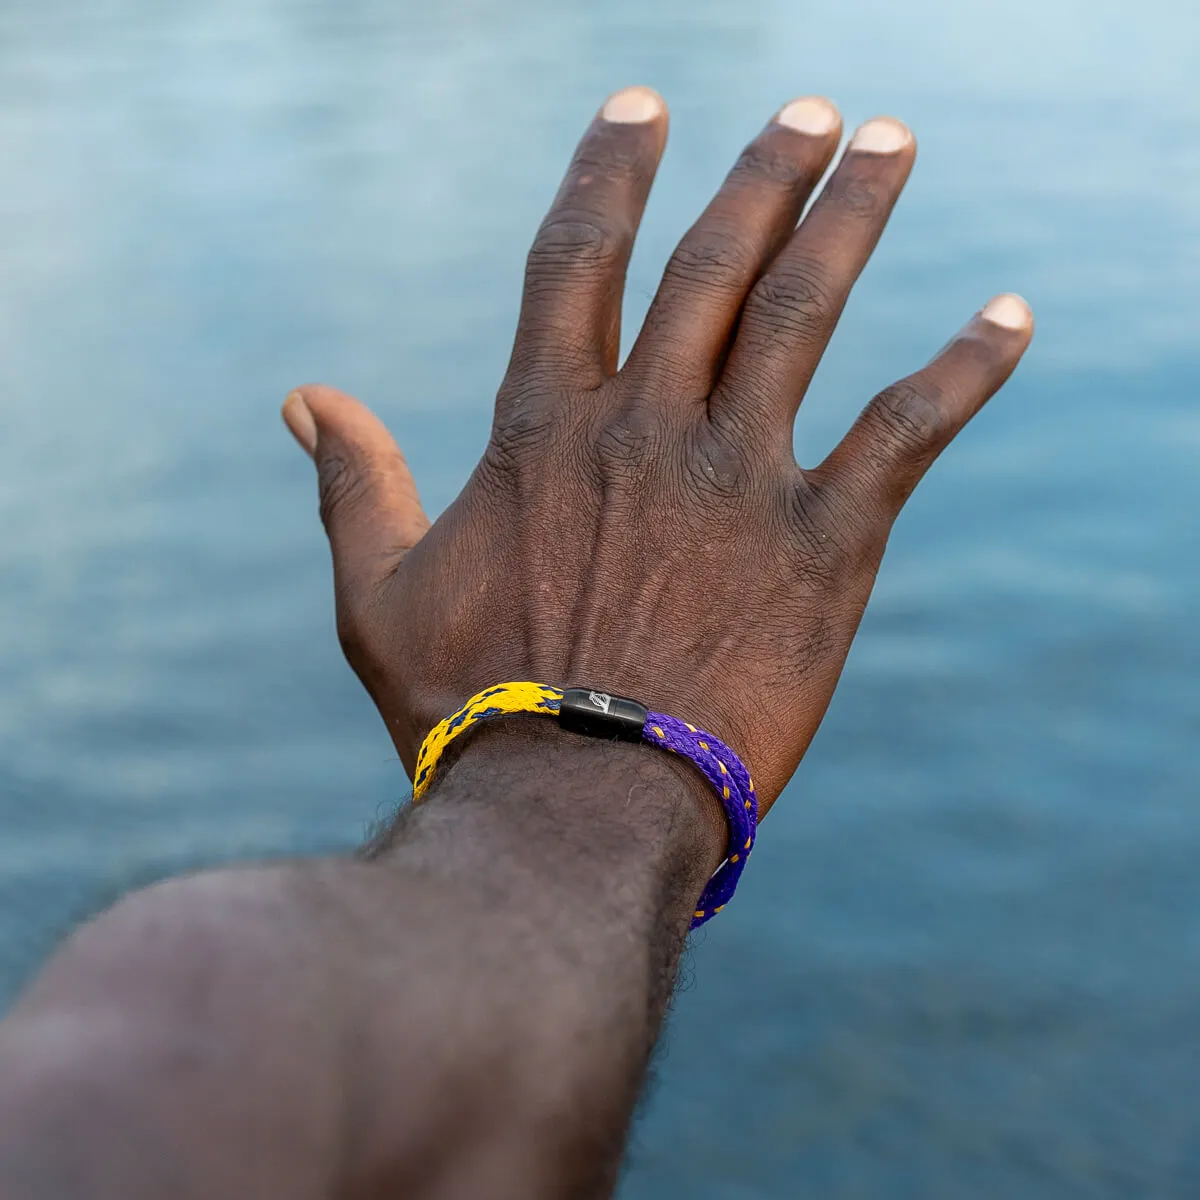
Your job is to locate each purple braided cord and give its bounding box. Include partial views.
[642,712,757,928]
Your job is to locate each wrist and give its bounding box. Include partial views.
[404,717,727,928]
[353,717,732,1194]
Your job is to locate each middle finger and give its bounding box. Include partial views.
[712,116,916,442]
[621,97,843,403]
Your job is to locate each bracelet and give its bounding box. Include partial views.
[411,682,757,928]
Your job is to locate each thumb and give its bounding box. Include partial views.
[282,384,431,592]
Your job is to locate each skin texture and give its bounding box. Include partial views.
[0,727,715,1200]
[282,89,1031,814]
[0,88,1032,1199]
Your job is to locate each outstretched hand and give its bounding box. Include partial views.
[282,86,1032,815]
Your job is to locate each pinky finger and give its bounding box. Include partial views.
[818,293,1034,518]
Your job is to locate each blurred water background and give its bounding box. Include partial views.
[2,0,1199,1194]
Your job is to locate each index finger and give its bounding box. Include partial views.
[507,86,668,390]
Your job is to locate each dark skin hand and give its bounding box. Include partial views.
[281,87,1031,815]
[0,89,1031,1200]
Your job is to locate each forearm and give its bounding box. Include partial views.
[0,723,723,1200]
[354,721,724,1195]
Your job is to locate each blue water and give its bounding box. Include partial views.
[2,1,1200,1194]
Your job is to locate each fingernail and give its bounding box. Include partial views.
[849,117,912,154]
[981,292,1033,331]
[282,391,317,457]
[776,96,840,137]
[602,86,664,124]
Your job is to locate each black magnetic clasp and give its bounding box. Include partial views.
[558,688,648,743]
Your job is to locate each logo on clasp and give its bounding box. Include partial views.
[588,691,613,715]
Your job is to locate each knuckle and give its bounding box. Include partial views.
[731,139,812,190]
[664,223,759,295]
[484,396,560,474]
[683,423,751,504]
[789,475,855,576]
[825,169,889,220]
[527,211,627,276]
[870,378,949,450]
[841,178,886,220]
[592,402,666,477]
[746,255,834,342]
[318,450,374,533]
[573,136,648,178]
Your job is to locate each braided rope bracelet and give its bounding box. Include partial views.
[411,682,757,928]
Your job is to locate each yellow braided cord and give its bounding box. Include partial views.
[412,682,564,802]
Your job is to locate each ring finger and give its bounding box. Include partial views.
[622,96,843,402]
[713,116,917,442]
